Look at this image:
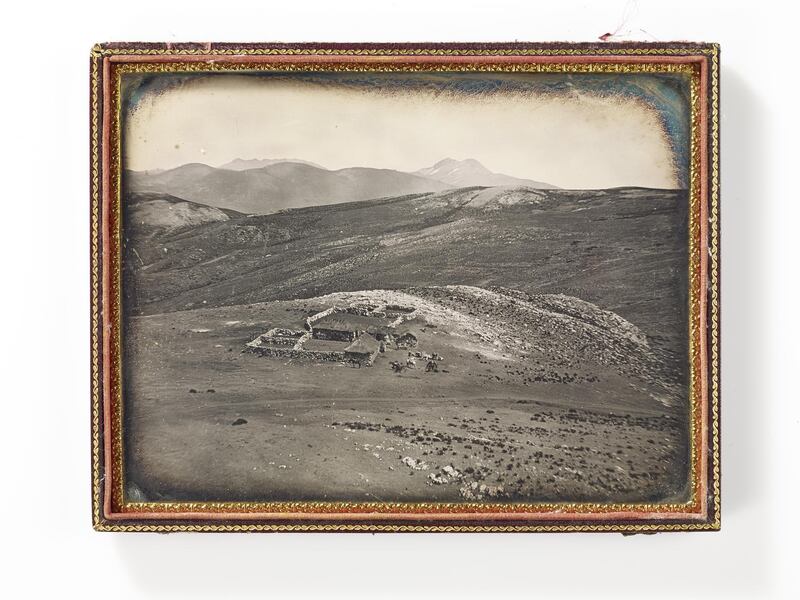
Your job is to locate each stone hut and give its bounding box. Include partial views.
[313,327,358,342]
[395,332,418,349]
[312,318,359,342]
[344,335,380,366]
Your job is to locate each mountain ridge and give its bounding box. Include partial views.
[414,157,557,189]
[125,157,558,214]
[219,157,324,170]
[125,162,452,214]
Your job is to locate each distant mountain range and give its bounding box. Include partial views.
[125,158,556,214]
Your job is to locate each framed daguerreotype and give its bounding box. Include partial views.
[91,42,720,532]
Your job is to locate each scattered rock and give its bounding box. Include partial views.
[443,465,461,478]
[428,464,463,486]
[485,485,504,498]
[232,418,248,426]
[460,482,505,500]
[401,456,429,470]
[428,472,448,485]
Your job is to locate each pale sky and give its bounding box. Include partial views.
[123,74,681,189]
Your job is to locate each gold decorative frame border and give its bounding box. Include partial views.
[90,43,720,533]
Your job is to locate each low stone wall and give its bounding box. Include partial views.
[246,345,295,359]
[297,350,347,362]
[246,345,346,362]
[385,304,415,313]
[258,335,297,347]
[266,327,305,338]
[344,304,379,316]
[293,331,312,350]
[305,306,337,330]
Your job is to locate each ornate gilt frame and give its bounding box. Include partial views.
[90,42,720,533]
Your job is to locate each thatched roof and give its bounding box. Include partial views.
[316,312,390,331]
[345,335,380,354]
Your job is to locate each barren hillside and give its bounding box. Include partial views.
[122,185,689,371]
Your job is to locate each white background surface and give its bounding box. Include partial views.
[1,1,797,598]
